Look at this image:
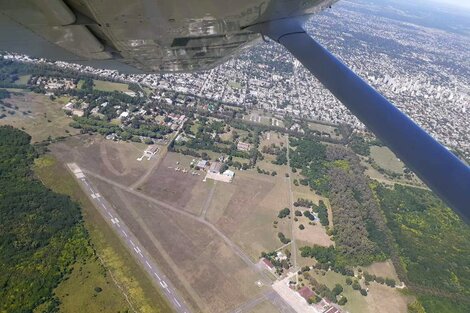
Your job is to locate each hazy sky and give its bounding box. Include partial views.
[427,0,470,10]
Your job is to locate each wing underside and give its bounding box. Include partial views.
[0,0,336,73]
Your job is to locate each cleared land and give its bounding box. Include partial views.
[362,260,400,282]
[34,155,172,313]
[308,122,342,140]
[206,169,292,259]
[0,91,79,142]
[50,135,157,187]
[14,74,31,85]
[93,79,130,92]
[140,152,211,215]
[370,146,404,173]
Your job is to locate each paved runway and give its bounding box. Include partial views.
[67,163,191,313]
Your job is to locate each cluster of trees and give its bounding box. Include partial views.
[70,116,170,143]
[289,138,330,195]
[349,135,370,156]
[272,147,287,165]
[314,200,329,226]
[302,272,347,303]
[0,126,92,313]
[256,166,276,176]
[345,278,368,296]
[0,88,10,101]
[293,198,314,207]
[303,210,316,221]
[363,271,396,287]
[278,232,291,244]
[376,184,470,311]
[278,208,290,218]
[325,145,390,266]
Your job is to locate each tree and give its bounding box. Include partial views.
[278,208,290,218]
[299,224,305,230]
[360,288,368,296]
[352,280,361,290]
[338,296,348,305]
[295,210,302,217]
[332,284,343,296]
[346,277,352,285]
[385,278,396,287]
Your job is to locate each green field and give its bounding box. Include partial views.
[34,155,173,313]
[370,145,404,173]
[14,74,31,85]
[93,79,130,92]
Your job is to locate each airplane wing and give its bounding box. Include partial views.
[0,0,336,72]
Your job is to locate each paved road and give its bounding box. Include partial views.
[67,163,191,313]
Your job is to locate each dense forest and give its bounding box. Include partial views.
[0,126,91,313]
[375,184,470,312]
[291,139,389,265]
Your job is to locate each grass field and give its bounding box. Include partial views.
[308,122,341,140]
[362,260,400,282]
[93,79,130,93]
[14,74,31,85]
[34,155,173,313]
[370,146,404,173]
[0,91,79,142]
[50,135,155,187]
[304,270,411,313]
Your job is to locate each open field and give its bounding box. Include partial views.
[362,260,400,282]
[141,151,292,259]
[206,170,292,259]
[370,146,404,173]
[54,260,130,313]
[93,79,130,92]
[50,135,158,187]
[0,91,79,142]
[140,152,211,215]
[34,155,172,313]
[305,270,411,313]
[308,122,342,140]
[294,219,333,248]
[86,177,269,313]
[14,74,31,85]
[243,110,284,127]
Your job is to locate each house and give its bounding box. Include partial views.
[237,141,252,151]
[298,286,315,301]
[144,145,158,157]
[209,162,223,174]
[262,258,274,270]
[196,160,208,169]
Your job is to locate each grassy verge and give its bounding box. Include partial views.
[34,155,173,313]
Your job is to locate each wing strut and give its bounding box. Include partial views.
[251,18,470,222]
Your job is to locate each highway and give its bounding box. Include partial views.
[67,163,191,313]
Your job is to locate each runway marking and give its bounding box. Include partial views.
[160,280,168,288]
[121,229,128,237]
[107,212,113,218]
[174,298,181,307]
[154,272,161,280]
[145,260,152,269]
[130,240,135,247]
